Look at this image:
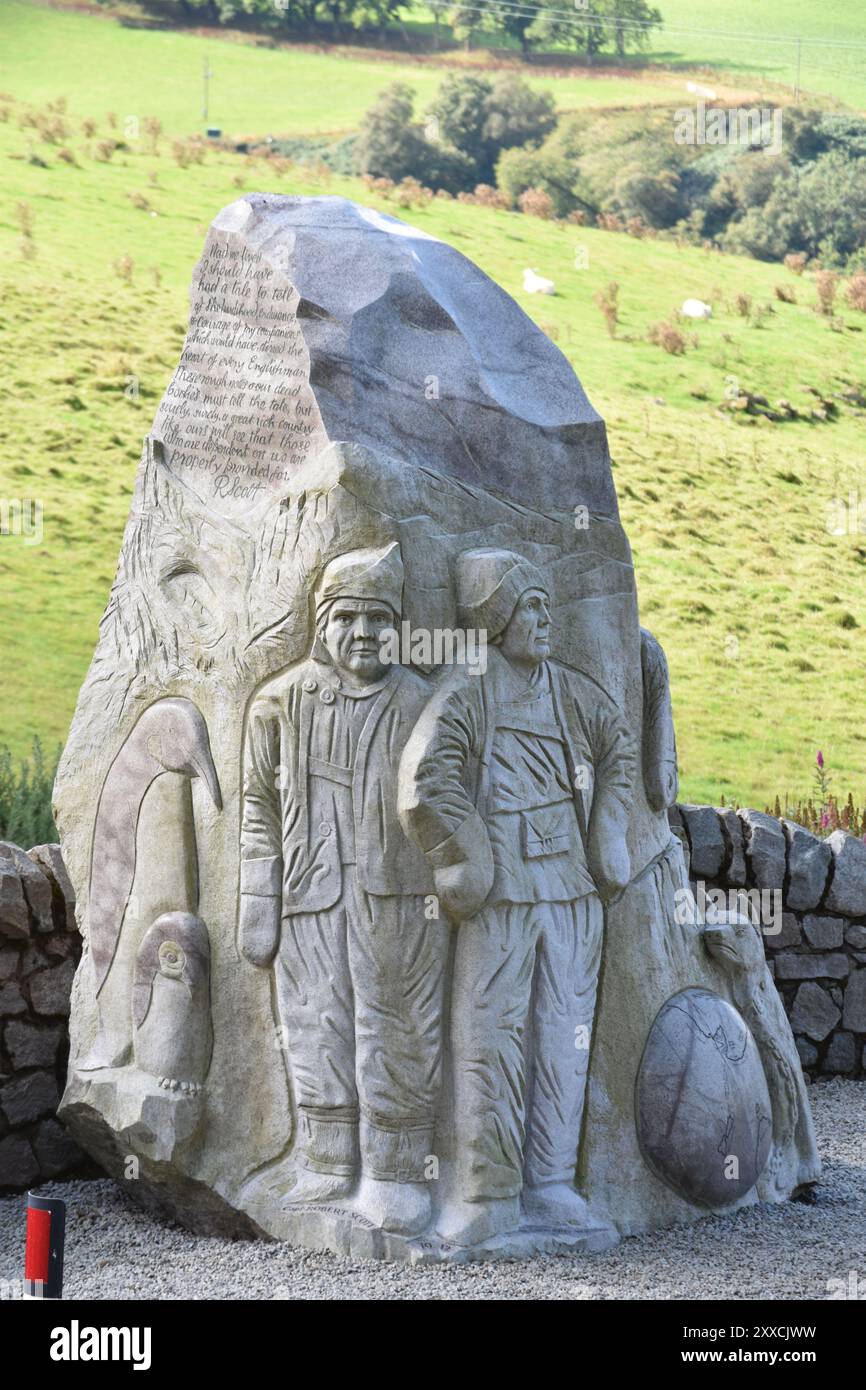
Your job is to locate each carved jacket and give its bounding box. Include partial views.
[239,657,434,939]
[398,647,637,914]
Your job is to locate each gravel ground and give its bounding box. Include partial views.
[2,1078,864,1301]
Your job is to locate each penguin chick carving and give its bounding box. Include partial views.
[132,912,213,1091]
[704,917,822,1199]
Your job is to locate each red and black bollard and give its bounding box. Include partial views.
[24,1192,66,1299]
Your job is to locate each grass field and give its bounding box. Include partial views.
[0,0,706,140]
[1,7,865,809]
[649,0,866,111]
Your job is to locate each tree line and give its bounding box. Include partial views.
[125,0,663,57]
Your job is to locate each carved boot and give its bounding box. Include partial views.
[286,1108,358,1205]
[521,1181,591,1228]
[355,1118,434,1236]
[436,1195,520,1247]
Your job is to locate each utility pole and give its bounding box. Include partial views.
[202,57,212,126]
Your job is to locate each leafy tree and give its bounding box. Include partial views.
[354,83,475,191]
[424,73,556,186]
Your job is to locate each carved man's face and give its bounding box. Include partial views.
[498,588,551,667]
[320,597,397,684]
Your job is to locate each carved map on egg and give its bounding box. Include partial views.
[636,987,773,1208]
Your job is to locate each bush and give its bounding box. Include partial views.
[784,251,807,275]
[846,270,866,312]
[518,187,554,220]
[0,738,60,847]
[774,283,796,303]
[496,145,577,218]
[594,282,619,338]
[648,320,686,354]
[815,268,838,315]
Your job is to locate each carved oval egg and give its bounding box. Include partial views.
[636,987,772,1208]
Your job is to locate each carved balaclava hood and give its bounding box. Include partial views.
[455,548,549,639]
[314,542,404,623]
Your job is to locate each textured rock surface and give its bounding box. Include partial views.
[783,821,831,912]
[826,831,866,916]
[680,805,725,880]
[739,810,786,890]
[790,983,840,1041]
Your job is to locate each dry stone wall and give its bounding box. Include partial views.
[0,841,86,1190]
[670,805,866,1078]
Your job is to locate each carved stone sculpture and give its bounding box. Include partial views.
[132,911,213,1094]
[55,195,820,1258]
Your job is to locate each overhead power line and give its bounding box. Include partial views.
[439,0,866,55]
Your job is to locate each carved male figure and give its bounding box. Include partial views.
[399,549,636,1246]
[238,543,445,1235]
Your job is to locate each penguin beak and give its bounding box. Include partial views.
[190,751,223,812]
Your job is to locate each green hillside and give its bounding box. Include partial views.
[1,13,865,809]
[650,0,866,111]
[0,0,699,139]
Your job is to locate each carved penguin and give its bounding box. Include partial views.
[79,697,222,1072]
[132,911,213,1093]
[703,917,822,1199]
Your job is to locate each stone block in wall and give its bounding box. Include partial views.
[845,924,866,950]
[0,1132,39,1188]
[0,982,25,1017]
[790,982,841,1041]
[769,913,802,949]
[29,959,76,1017]
[0,1071,60,1126]
[783,820,832,911]
[718,807,747,886]
[774,952,850,981]
[0,851,31,941]
[822,1031,856,1074]
[802,915,845,949]
[0,946,21,979]
[31,1118,83,1178]
[0,842,53,934]
[825,830,866,917]
[4,1020,64,1069]
[795,1036,818,1068]
[680,805,725,879]
[842,969,866,1033]
[739,810,786,890]
[27,844,77,934]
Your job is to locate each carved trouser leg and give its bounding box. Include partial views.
[523,893,603,1188]
[275,878,447,1181]
[451,894,603,1201]
[275,899,359,1176]
[351,886,447,1181]
[451,901,539,1201]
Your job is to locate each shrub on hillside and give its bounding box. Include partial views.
[846,271,866,312]
[647,320,686,355]
[518,187,554,221]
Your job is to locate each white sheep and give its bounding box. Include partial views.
[523,268,556,296]
[681,299,713,319]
